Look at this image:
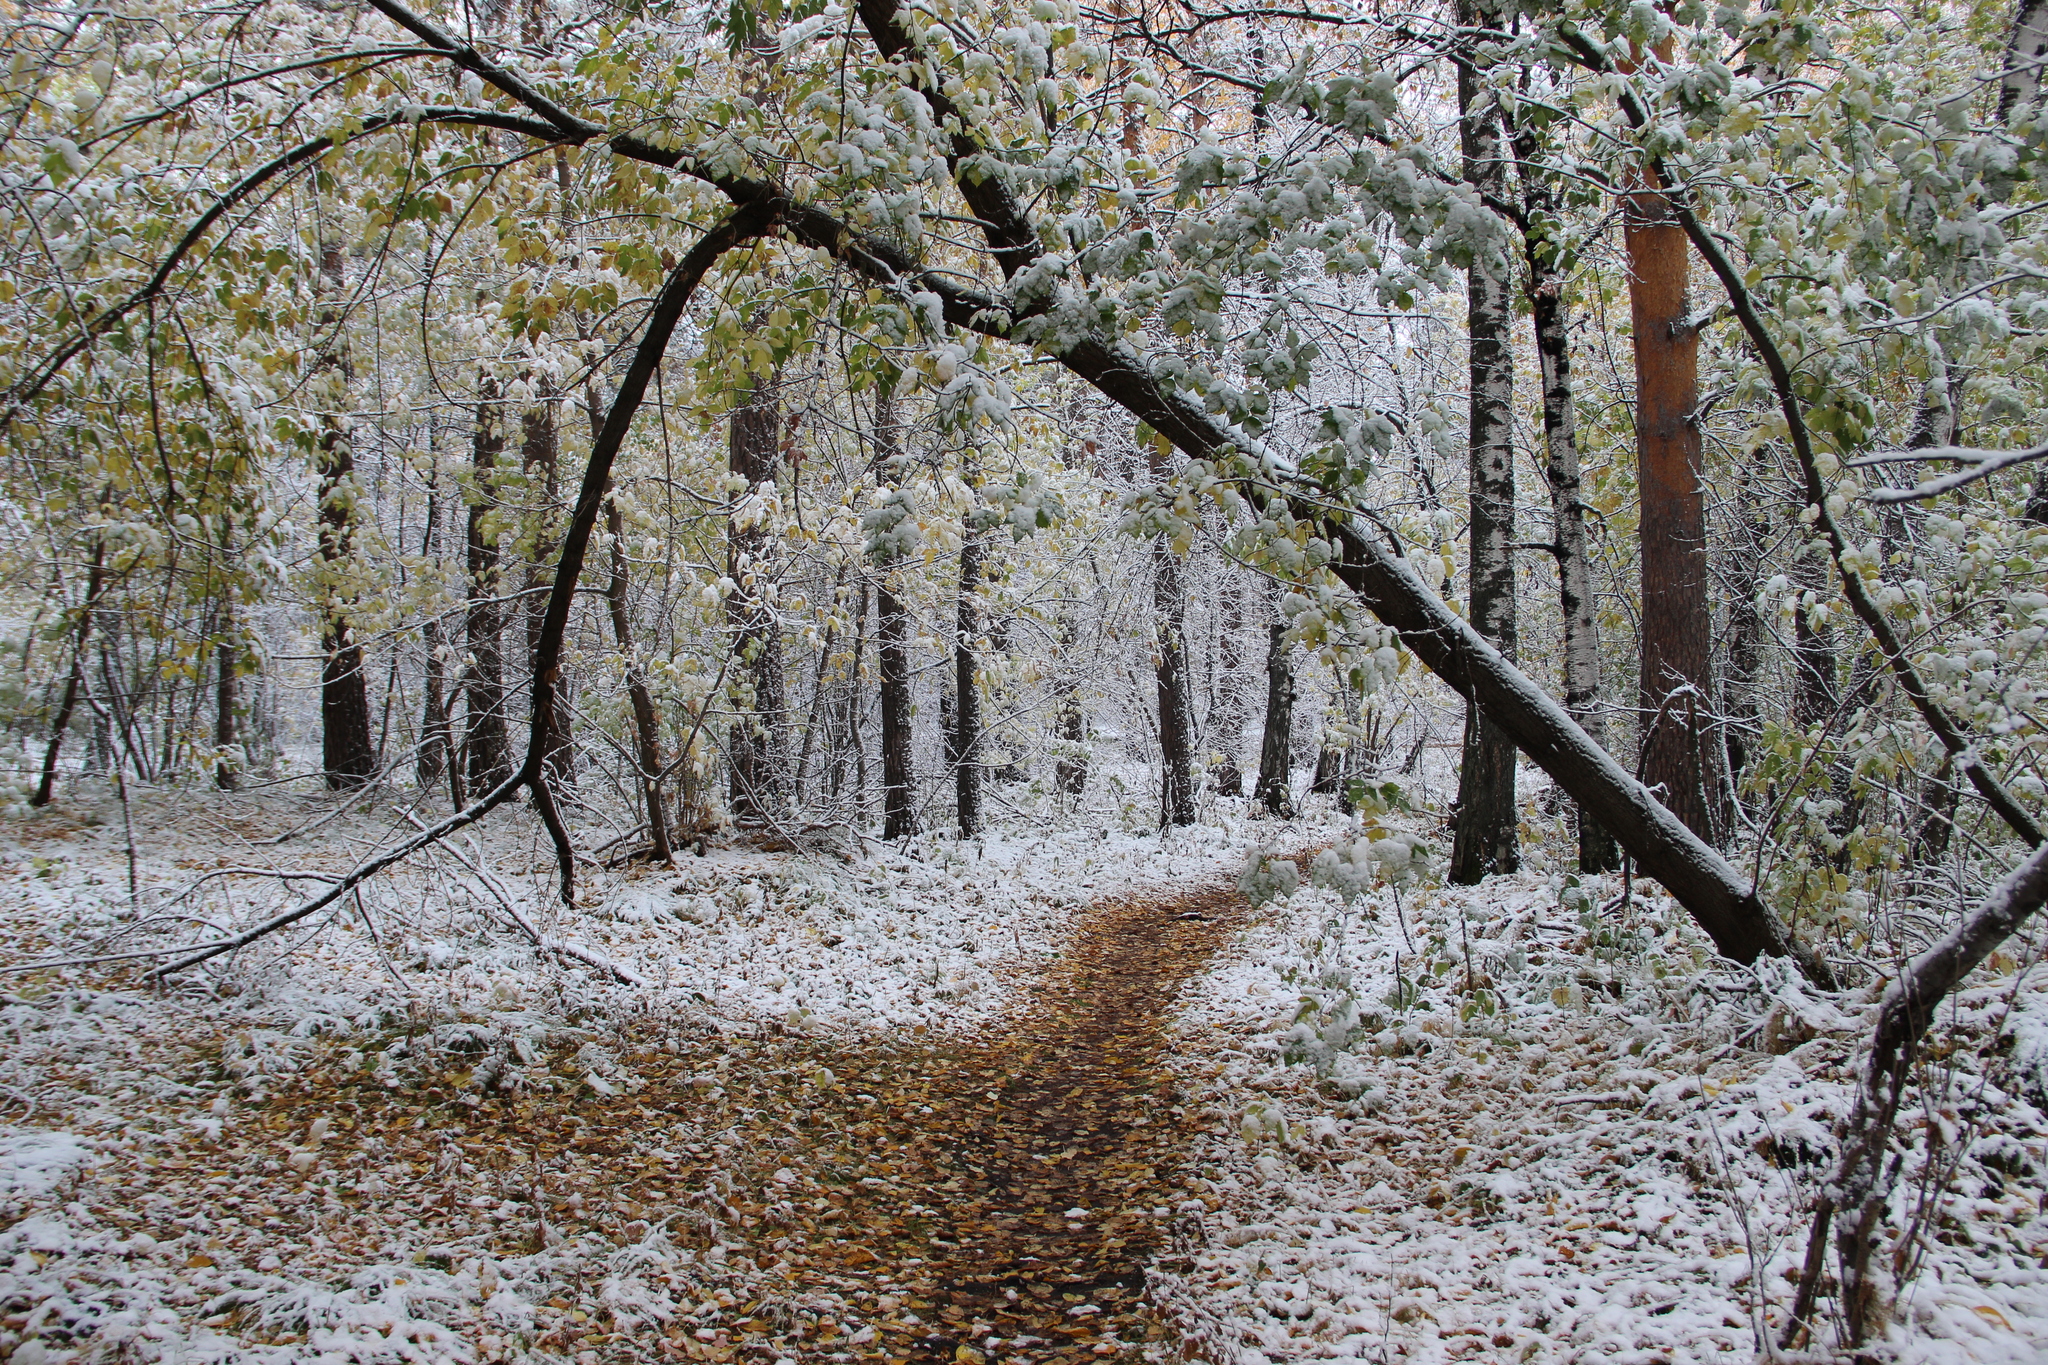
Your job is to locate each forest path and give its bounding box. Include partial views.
[215,867,1264,1364]
[774,874,1255,1361]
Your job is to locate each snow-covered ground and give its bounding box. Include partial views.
[1162,849,2048,1364]
[0,774,2044,1363]
[0,777,1316,1363]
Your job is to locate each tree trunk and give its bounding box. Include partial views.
[214,527,239,793]
[953,525,984,835]
[34,537,107,808]
[1626,141,1724,845]
[1789,542,1838,733]
[1053,614,1089,796]
[1720,503,1767,789]
[521,393,574,790]
[418,478,451,791]
[1255,602,1296,816]
[315,242,377,789]
[605,491,671,862]
[465,374,511,795]
[877,575,917,839]
[1785,839,2048,1350]
[874,397,918,839]
[1450,9,1521,882]
[1519,170,1616,871]
[726,379,785,821]
[2002,0,2048,120]
[1208,566,1247,796]
[1153,538,1197,827]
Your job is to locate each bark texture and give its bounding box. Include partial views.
[1153,539,1197,827]
[1515,127,1617,871]
[315,242,377,789]
[33,537,106,807]
[1450,9,1521,882]
[1254,607,1296,817]
[605,492,671,861]
[953,528,984,836]
[1626,161,1724,845]
[726,379,786,822]
[465,375,511,796]
[1207,567,1247,796]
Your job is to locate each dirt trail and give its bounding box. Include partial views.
[797,877,1253,1360]
[122,871,1259,1364]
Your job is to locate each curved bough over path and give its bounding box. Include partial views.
[243,869,1263,1362]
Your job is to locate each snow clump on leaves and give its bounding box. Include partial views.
[1237,848,1299,907]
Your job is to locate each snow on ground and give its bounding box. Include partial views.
[0,777,1313,1363]
[1160,826,2048,1364]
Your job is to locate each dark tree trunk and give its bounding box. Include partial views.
[1255,604,1296,816]
[1789,544,1838,733]
[315,242,377,789]
[1208,567,1247,796]
[34,537,107,808]
[1153,539,1197,827]
[605,491,671,862]
[417,479,450,791]
[214,527,239,793]
[1450,8,1521,882]
[1720,504,1767,788]
[877,576,917,839]
[521,393,574,790]
[953,527,984,835]
[1626,139,1724,845]
[726,380,785,821]
[465,375,511,795]
[1053,614,1089,796]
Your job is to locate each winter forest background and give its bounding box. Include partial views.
[6,0,2048,1360]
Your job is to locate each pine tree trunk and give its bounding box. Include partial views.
[1153,539,1197,826]
[315,242,377,789]
[465,375,511,795]
[953,527,984,836]
[1255,602,1296,816]
[1626,130,1724,845]
[1450,10,1521,881]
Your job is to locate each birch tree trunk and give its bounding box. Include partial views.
[1511,99,1617,870]
[1449,7,1521,881]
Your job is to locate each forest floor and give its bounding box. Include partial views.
[2,783,2048,1365]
